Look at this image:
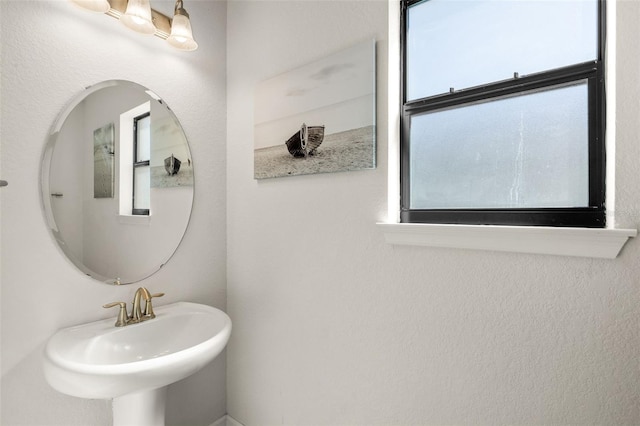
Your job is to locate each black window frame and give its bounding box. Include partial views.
[132,112,150,216]
[400,0,606,228]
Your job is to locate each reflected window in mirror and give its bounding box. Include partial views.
[133,112,151,215]
[119,101,151,217]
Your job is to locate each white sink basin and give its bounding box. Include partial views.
[43,302,231,400]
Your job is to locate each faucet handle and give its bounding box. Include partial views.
[103,301,129,327]
[143,292,165,319]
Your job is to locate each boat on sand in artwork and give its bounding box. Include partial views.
[285,123,325,158]
[164,154,181,175]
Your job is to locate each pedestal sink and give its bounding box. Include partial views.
[42,302,231,426]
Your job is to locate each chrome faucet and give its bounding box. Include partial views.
[103,287,165,327]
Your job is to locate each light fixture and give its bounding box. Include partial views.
[71,0,110,13]
[69,0,198,52]
[166,0,198,51]
[120,0,156,35]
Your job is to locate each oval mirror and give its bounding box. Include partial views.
[41,80,194,285]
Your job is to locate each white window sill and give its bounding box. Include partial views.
[377,222,636,259]
[118,215,151,225]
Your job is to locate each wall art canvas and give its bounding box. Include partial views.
[254,40,376,179]
[150,114,194,188]
[93,122,114,198]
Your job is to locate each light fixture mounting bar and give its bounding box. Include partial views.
[105,0,171,39]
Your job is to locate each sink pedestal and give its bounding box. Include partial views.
[113,388,167,426]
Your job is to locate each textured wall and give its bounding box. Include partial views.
[226,1,640,425]
[0,1,227,424]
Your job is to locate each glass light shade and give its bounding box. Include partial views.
[167,13,198,51]
[121,0,156,35]
[70,0,110,13]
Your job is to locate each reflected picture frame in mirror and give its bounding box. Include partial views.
[40,80,194,285]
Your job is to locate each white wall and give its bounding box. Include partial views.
[0,1,227,424]
[2,0,639,425]
[226,1,640,425]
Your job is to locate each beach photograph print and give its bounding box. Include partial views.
[93,122,115,198]
[254,40,376,179]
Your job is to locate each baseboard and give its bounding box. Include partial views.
[210,416,227,426]
[226,415,245,426]
[210,414,245,426]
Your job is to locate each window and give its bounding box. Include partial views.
[401,0,605,227]
[132,112,151,215]
[118,101,151,218]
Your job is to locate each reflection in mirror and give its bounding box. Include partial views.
[41,80,194,285]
